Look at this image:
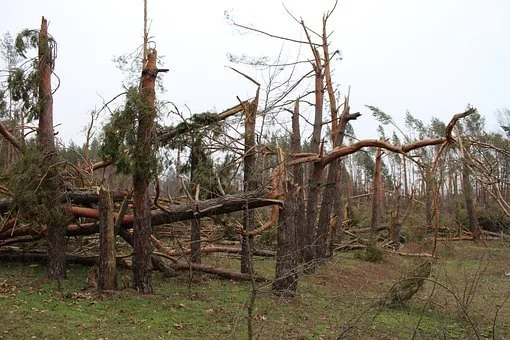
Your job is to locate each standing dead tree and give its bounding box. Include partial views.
[37,17,67,279]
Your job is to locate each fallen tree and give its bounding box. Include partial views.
[0,187,282,241]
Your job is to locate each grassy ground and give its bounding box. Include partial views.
[1,239,509,339]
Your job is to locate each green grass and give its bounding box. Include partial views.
[1,240,510,339]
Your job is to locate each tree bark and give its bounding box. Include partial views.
[303,43,324,273]
[290,100,306,263]
[370,148,383,241]
[132,50,159,294]
[98,188,116,290]
[38,17,66,280]
[241,97,258,274]
[425,165,434,229]
[190,139,202,264]
[273,174,298,297]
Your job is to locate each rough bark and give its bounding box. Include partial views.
[370,148,383,240]
[241,96,258,274]
[117,226,177,277]
[273,178,298,297]
[190,140,202,264]
[316,97,358,260]
[290,100,306,263]
[132,50,159,294]
[303,40,324,273]
[98,188,116,290]
[38,17,66,280]
[425,165,434,229]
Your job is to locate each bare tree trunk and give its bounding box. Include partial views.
[98,188,116,290]
[425,165,434,229]
[303,44,324,273]
[190,140,201,264]
[241,98,257,274]
[38,17,66,280]
[132,50,159,294]
[273,177,298,297]
[370,148,383,240]
[190,218,201,264]
[462,162,480,239]
[291,100,306,263]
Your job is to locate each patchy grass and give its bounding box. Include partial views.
[1,239,510,339]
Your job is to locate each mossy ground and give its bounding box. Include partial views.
[1,239,509,339]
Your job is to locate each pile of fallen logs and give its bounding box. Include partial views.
[0,186,281,281]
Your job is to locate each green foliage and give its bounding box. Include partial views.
[405,111,426,138]
[7,66,39,120]
[367,105,394,125]
[100,88,159,177]
[7,142,70,226]
[14,29,39,58]
[428,117,446,138]
[358,244,384,262]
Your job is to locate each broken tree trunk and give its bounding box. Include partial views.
[290,100,306,263]
[98,188,116,290]
[37,17,66,280]
[303,35,324,273]
[241,93,258,274]
[273,167,298,297]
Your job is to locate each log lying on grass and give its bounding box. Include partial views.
[157,246,275,257]
[0,246,266,282]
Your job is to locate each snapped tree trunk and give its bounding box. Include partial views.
[241,97,257,274]
[290,100,306,263]
[303,45,324,273]
[132,50,159,294]
[98,188,116,290]
[38,17,66,279]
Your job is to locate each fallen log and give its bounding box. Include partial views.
[165,260,266,282]
[155,245,275,257]
[151,235,267,281]
[0,188,282,241]
[0,190,129,214]
[67,187,280,226]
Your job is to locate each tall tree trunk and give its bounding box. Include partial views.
[316,93,358,260]
[291,100,306,263]
[303,46,324,273]
[462,162,480,239]
[132,50,159,294]
[425,165,434,229]
[38,17,66,279]
[98,188,116,290]
[241,97,257,274]
[370,148,382,241]
[273,171,298,297]
[190,139,201,264]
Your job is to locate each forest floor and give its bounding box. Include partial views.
[0,239,509,339]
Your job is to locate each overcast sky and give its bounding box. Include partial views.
[1,0,509,144]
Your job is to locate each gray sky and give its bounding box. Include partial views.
[1,0,509,144]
